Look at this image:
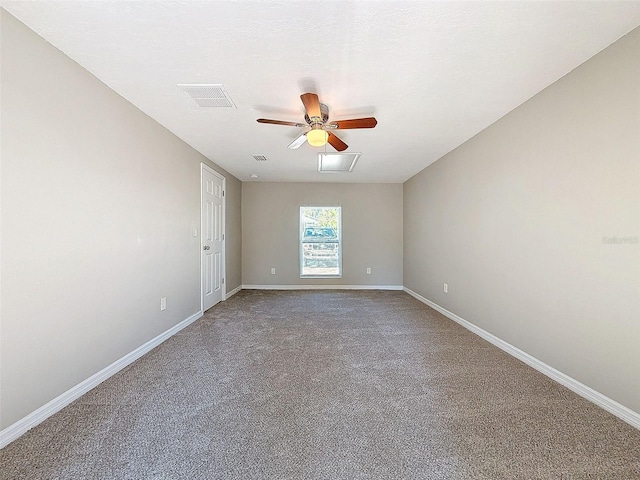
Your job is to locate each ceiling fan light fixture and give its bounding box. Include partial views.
[307,126,328,147]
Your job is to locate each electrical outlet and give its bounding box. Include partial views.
[443,283,448,294]
[160,297,167,310]
[366,267,371,275]
[271,268,276,275]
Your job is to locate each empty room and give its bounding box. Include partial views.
[1,1,639,479]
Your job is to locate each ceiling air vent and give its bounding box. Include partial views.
[178,84,236,108]
[253,155,267,162]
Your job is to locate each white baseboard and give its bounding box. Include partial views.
[242,284,404,291]
[0,310,204,449]
[225,285,242,299]
[403,287,640,431]
[6,287,635,449]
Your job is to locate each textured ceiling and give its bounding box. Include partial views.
[3,1,640,183]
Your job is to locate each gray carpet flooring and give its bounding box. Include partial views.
[1,290,639,479]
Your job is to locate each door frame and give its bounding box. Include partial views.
[201,163,226,312]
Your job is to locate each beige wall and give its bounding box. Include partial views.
[224,176,242,291]
[242,183,403,287]
[0,11,241,429]
[404,28,640,413]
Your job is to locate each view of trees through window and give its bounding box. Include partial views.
[300,206,342,277]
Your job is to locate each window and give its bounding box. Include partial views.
[300,206,342,277]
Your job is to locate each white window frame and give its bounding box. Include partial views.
[299,205,342,278]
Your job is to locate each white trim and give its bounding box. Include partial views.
[225,285,242,298]
[242,284,403,291]
[403,287,640,431]
[299,205,342,278]
[201,163,226,308]
[0,310,203,449]
[300,275,343,279]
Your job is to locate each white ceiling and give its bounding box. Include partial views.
[3,1,640,183]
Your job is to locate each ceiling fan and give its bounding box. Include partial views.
[257,93,377,152]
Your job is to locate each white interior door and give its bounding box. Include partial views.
[201,164,225,311]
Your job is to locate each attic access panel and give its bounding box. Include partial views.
[317,153,361,173]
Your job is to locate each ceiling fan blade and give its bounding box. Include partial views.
[288,132,308,149]
[332,117,377,129]
[257,118,305,127]
[327,132,348,152]
[300,93,321,119]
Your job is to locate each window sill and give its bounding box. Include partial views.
[300,275,343,279]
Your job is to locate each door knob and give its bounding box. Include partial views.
[203,245,211,250]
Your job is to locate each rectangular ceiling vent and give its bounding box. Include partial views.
[317,152,361,173]
[178,84,236,108]
[253,155,267,162]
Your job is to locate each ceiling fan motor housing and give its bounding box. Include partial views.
[305,103,329,125]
